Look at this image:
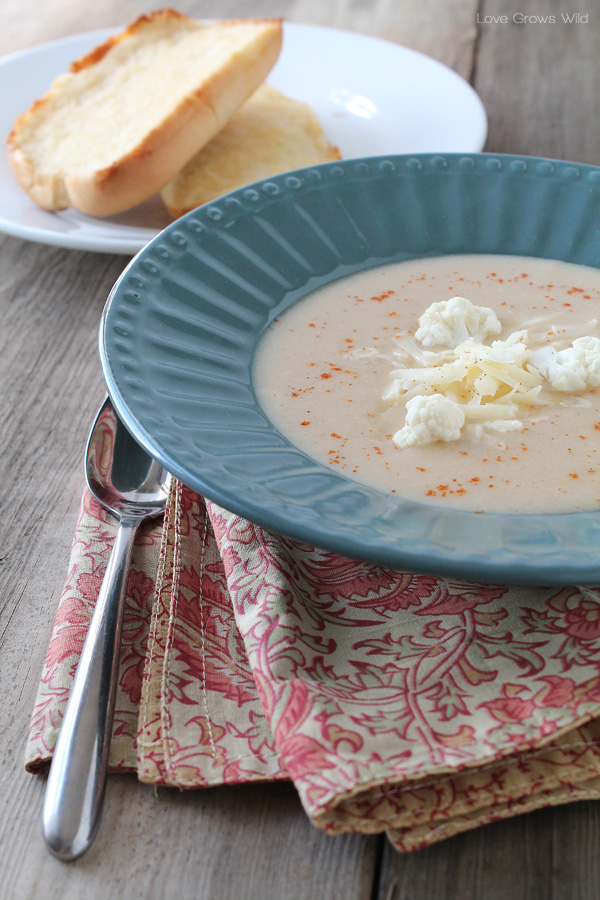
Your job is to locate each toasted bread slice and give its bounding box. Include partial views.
[160,83,341,218]
[6,10,282,216]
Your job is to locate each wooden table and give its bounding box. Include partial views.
[1,1,599,897]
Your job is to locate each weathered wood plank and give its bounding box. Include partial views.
[378,1,600,895]
[2,0,478,76]
[379,801,600,900]
[2,778,377,900]
[474,0,600,162]
[0,1,485,897]
[0,228,381,900]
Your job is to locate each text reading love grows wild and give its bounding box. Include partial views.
[477,12,588,24]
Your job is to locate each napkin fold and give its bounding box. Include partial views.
[27,479,600,852]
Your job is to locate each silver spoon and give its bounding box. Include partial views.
[43,396,170,861]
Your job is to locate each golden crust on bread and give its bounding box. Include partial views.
[6,10,282,217]
[161,83,341,218]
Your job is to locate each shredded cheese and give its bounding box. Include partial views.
[386,298,600,448]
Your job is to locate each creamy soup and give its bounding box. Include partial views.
[253,255,600,513]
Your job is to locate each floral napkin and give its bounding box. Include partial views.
[26,479,600,852]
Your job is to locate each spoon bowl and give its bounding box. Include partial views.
[43,397,170,862]
[85,398,170,517]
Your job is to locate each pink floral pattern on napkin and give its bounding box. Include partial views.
[27,488,162,771]
[136,480,285,787]
[26,481,600,851]
[207,501,600,848]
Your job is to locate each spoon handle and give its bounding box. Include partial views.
[43,516,139,861]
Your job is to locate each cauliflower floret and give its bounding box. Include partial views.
[392,394,465,448]
[485,419,524,432]
[388,295,600,451]
[545,336,600,392]
[465,419,524,442]
[415,296,502,348]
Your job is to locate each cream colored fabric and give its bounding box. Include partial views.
[27,480,600,852]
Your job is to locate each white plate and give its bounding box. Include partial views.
[0,23,487,255]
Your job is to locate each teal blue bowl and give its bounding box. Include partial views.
[100,153,600,585]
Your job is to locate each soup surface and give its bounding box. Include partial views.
[253,255,600,513]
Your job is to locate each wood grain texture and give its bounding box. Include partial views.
[2,0,599,897]
[379,801,600,900]
[2,778,376,900]
[376,2,600,895]
[2,2,459,896]
[2,0,477,74]
[0,232,380,900]
[474,0,600,162]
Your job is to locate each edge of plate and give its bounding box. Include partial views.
[0,25,487,255]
